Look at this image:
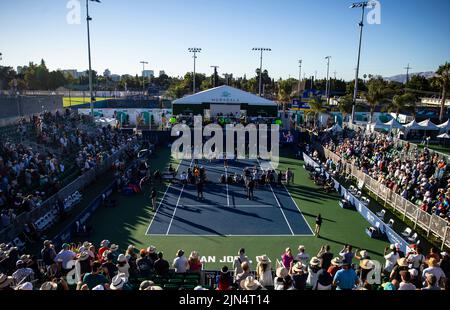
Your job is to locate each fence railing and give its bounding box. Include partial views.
[323,147,450,250]
[0,138,138,243]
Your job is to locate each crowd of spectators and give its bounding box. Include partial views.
[0,110,138,230]
[323,129,450,222]
[0,240,447,291]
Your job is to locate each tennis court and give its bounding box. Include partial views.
[146,157,314,236]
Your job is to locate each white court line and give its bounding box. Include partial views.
[225,166,230,206]
[256,158,294,236]
[145,159,184,235]
[265,160,315,235]
[182,204,274,208]
[165,158,194,235]
[147,234,313,237]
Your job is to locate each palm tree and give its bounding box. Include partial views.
[306,95,326,128]
[435,62,450,122]
[364,80,388,123]
[385,93,417,120]
[338,95,353,122]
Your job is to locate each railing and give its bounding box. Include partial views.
[323,147,449,250]
[0,138,139,243]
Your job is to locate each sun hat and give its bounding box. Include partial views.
[292,262,304,273]
[331,257,342,266]
[139,280,155,290]
[240,276,262,290]
[110,244,119,251]
[276,267,288,278]
[309,257,321,266]
[43,240,52,246]
[359,250,369,259]
[360,259,375,270]
[92,285,105,291]
[148,285,163,290]
[397,258,408,267]
[258,255,269,264]
[117,254,127,263]
[194,285,209,291]
[15,282,33,290]
[298,245,305,251]
[110,273,128,290]
[40,281,58,290]
[100,240,110,247]
[389,244,396,250]
[147,246,156,254]
[77,251,90,261]
[0,274,14,289]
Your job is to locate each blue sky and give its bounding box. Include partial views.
[0,0,449,80]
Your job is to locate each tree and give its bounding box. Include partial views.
[0,66,16,89]
[434,62,450,122]
[363,79,388,122]
[338,95,353,121]
[405,75,431,92]
[306,95,326,127]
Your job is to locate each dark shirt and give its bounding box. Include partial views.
[41,247,56,266]
[154,258,170,275]
[316,268,333,287]
[292,273,308,290]
[102,262,118,279]
[319,252,333,270]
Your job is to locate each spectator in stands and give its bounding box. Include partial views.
[315,265,333,290]
[173,249,188,273]
[339,245,355,265]
[317,245,333,270]
[154,252,170,276]
[398,270,416,290]
[216,266,233,291]
[384,244,400,275]
[151,188,157,212]
[390,258,410,282]
[147,245,158,262]
[328,257,342,278]
[109,244,120,264]
[102,252,118,281]
[41,240,56,273]
[296,245,310,266]
[422,257,446,289]
[306,257,321,289]
[333,261,359,290]
[291,262,308,290]
[281,247,294,270]
[54,243,76,275]
[136,249,153,277]
[421,273,441,290]
[235,262,251,288]
[98,240,110,261]
[233,248,250,280]
[75,251,92,279]
[187,251,202,272]
[12,259,34,284]
[314,214,322,237]
[0,273,14,291]
[240,276,266,291]
[110,273,131,291]
[255,255,273,287]
[82,261,109,290]
[116,254,130,278]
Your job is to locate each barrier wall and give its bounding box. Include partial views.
[0,96,63,122]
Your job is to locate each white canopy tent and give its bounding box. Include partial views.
[325,123,343,133]
[437,133,450,139]
[368,119,389,132]
[437,120,450,132]
[384,119,404,129]
[403,120,424,131]
[417,119,440,131]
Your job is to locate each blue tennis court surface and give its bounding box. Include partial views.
[146,158,314,236]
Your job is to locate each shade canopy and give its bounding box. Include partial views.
[437,133,450,139]
[384,119,404,129]
[404,120,424,131]
[437,120,450,130]
[418,119,440,131]
[325,123,343,133]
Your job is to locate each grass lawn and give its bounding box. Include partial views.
[63,97,112,107]
[83,147,389,270]
[418,143,450,156]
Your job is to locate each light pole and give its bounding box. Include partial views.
[350,1,369,123]
[86,0,100,119]
[325,56,331,103]
[404,64,412,84]
[140,61,149,96]
[210,66,219,88]
[298,59,302,97]
[188,48,201,93]
[252,48,271,96]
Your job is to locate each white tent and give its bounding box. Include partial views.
[437,120,450,131]
[384,119,404,129]
[437,133,450,139]
[418,119,440,131]
[368,119,389,132]
[325,123,343,133]
[403,120,424,131]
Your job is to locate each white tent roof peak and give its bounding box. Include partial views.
[404,119,423,130]
[437,120,450,129]
[418,119,439,130]
[172,85,277,106]
[384,119,404,129]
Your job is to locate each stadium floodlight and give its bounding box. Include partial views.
[350,1,369,124]
[252,48,272,96]
[298,60,302,96]
[325,56,332,103]
[86,0,101,119]
[140,61,149,96]
[188,48,202,94]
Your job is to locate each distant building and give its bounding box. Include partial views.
[111,74,121,82]
[62,70,78,78]
[103,69,111,77]
[143,70,154,78]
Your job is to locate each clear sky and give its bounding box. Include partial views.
[0,0,449,80]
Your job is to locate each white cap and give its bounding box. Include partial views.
[92,285,105,291]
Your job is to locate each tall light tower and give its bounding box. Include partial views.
[298,59,303,96]
[350,1,369,123]
[404,64,412,84]
[188,48,201,93]
[140,61,149,96]
[86,0,101,119]
[252,47,271,96]
[325,56,332,103]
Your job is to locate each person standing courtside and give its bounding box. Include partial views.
[151,189,157,212]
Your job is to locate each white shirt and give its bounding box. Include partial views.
[398,282,416,290]
[384,252,400,272]
[173,256,188,273]
[422,267,446,285]
[296,252,310,266]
